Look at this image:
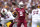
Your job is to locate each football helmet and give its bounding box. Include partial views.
[19,1,24,8]
[1,8,7,15]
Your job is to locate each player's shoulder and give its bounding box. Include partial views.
[32,9,36,11]
[16,8,19,9]
[7,11,11,14]
[37,8,40,10]
[15,8,19,10]
[23,8,25,10]
[7,11,12,16]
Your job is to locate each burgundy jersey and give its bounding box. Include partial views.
[16,8,25,19]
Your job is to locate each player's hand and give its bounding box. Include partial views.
[13,19,18,23]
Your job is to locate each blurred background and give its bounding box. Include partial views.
[0,0,40,27]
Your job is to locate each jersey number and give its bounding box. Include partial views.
[33,11,38,15]
[20,11,23,16]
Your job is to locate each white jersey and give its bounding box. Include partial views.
[1,11,15,20]
[6,11,15,20]
[32,8,40,22]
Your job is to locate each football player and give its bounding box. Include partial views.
[1,8,15,27]
[16,1,28,27]
[32,5,40,27]
[9,1,28,27]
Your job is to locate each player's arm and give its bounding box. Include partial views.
[25,9,29,22]
[6,12,15,20]
[25,9,28,15]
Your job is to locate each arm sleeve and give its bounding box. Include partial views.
[25,10,28,15]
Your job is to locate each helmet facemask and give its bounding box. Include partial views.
[18,1,24,9]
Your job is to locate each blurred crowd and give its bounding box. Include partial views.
[0,0,40,27]
[0,0,40,12]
